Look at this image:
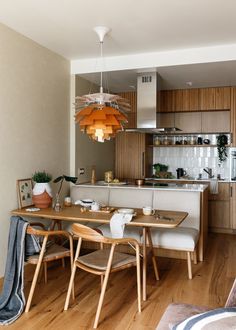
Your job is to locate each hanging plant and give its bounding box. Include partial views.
[217,134,228,163]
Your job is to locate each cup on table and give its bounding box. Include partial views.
[142,206,155,216]
[91,202,100,211]
[64,196,72,207]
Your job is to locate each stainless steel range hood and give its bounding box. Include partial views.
[126,72,181,133]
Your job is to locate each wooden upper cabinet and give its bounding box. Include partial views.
[160,90,173,112]
[199,87,230,111]
[182,89,199,111]
[231,87,236,146]
[118,91,137,128]
[199,88,216,110]
[215,87,230,110]
[172,90,183,111]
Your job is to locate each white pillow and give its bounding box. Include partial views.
[172,307,236,330]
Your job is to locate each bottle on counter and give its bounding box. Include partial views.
[105,171,113,183]
[91,166,96,184]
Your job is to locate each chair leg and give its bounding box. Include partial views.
[100,275,104,288]
[93,245,115,329]
[44,262,48,284]
[193,250,197,265]
[25,236,48,313]
[147,228,159,281]
[136,245,142,313]
[64,263,77,310]
[64,237,82,310]
[187,252,192,280]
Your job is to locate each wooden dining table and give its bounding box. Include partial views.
[11,205,188,301]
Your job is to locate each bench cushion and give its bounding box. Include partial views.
[148,227,199,251]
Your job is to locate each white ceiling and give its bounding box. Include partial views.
[1,0,236,90]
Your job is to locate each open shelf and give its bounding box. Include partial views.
[149,144,230,147]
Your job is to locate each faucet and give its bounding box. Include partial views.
[203,167,214,179]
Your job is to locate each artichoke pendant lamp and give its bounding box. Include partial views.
[75,26,130,142]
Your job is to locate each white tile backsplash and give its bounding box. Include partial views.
[153,146,230,180]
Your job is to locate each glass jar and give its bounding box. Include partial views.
[154,136,161,146]
[190,136,197,145]
[105,171,113,183]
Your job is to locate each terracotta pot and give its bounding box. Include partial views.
[32,182,52,208]
[32,191,52,208]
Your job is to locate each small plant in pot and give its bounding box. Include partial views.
[53,175,77,211]
[217,134,228,164]
[32,171,53,208]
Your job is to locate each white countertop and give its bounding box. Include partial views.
[77,182,208,192]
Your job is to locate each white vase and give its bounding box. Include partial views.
[33,182,52,196]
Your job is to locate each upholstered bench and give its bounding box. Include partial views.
[70,186,202,278]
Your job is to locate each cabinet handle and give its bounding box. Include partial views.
[142,152,145,178]
[231,186,233,197]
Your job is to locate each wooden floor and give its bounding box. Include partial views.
[2,233,236,330]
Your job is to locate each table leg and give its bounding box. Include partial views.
[143,227,147,301]
[147,228,159,281]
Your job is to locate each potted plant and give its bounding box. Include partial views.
[217,134,228,164]
[32,171,53,208]
[53,175,77,211]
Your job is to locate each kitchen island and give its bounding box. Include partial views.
[71,183,208,262]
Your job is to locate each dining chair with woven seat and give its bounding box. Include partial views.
[25,223,73,313]
[64,223,141,329]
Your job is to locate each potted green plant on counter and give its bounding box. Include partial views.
[53,175,78,211]
[153,163,172,178]
[32,171,53,208]
[217,134,228,164]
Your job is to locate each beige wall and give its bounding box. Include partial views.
[0,23,70,277]
[75,76,115,182]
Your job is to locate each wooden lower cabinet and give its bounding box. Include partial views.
[230,183,236,230]
[208,182,232,232]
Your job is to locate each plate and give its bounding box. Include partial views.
[117,208,135,214]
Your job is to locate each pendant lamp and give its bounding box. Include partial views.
[75,26,130,142]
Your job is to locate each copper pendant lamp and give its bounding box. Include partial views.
[75,26,130,142]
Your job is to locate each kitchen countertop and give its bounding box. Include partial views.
[77,182,208,192]
[145,177,229,183]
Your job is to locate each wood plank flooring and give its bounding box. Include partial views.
[2,233,236,330]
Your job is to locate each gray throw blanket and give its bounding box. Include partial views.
[0,216,40,325]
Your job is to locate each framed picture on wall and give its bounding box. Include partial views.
[17,178,34,209]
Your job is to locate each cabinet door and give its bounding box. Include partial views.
[231,87,236,146]
[118,91,137,128]
[115,132,146,179]
[208,183,230,201]
[201,110,230,133]
[230,184,236,229]
[172,90,183,112]
[156,113,175,128]
[209,201,230,229]
[182,89,199,111]
[215,87,230,110]
[174,112,202,133]
[199,88,216,110]
[160,90,173,112]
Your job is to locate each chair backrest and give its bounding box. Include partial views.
[153,190,201,230]
[72,223,111,244]
[225,278,236,307]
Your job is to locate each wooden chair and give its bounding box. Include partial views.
[25,222,73,313]
[64,223,141,329]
